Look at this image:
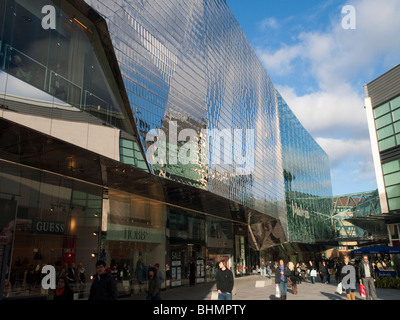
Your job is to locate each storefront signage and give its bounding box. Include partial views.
[107,224,163,243]
[291,201,310,219]
[32,219,65,234]
[207,237,233,248]
[124,228,149,241]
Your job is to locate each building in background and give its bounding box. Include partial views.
[365,64,400,247]
[331,190,385,256]
[0,0,333,299]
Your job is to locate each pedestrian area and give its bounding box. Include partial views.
[123,274,400,300]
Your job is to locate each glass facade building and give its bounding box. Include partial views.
[364,64,400,249]
[0,0,333,299]
[332,190,384,252]
[278,93,334,245]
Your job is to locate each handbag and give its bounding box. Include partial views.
[336,282,343,294]
[275,285,281,298]
[359,281,367,298]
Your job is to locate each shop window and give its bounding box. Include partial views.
[0,163,102,299]
[107,190,166,296]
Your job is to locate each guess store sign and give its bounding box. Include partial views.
[32,219,65,234]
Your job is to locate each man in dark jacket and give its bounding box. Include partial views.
[89,260,117,300]
[216,259,234,300]
[358,255,377,300]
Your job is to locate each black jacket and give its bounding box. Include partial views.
[275,265,291,284]
[358,261,375,279]
[289,269,300,284]
[216,268,234,293]
[147,276,160,297]
[88,272,117,300]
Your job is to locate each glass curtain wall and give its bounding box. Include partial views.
[0,0,133,132]
[278,92,334,243]
[86,0,287,230]
[374,94,400,211]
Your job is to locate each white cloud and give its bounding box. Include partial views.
[316,137,377,194]
[256,45,302,76]
[315,137,372,168]
[255,0,400,194]
[258,0,400,88]
[277,83,367,140]
[259,17,280,31]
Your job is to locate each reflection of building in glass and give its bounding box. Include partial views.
[278,93,334,244]
[0,0,333,299]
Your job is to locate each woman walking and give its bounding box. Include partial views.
[341,256,356,300]
[288,261,299,295]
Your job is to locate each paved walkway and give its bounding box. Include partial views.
[123,274,400,300]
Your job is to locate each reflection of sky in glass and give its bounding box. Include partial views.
[0,70,74,107]
[0,0,334,243]
[278,91,332,198]
[84,0,291,228]
[278,91,334,242]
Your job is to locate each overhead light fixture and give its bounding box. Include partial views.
[73,17,88,30]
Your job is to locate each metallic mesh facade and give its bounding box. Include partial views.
[278,93,334,242]
[85,0,288,224]
[0,0,333,244]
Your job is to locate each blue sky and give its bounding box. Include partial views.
[227,0,400,196]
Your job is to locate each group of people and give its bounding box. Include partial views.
[51,255,382,301]
[338,255,378,300]
[52,260,165,300]
[274,259,304,300]
[273,255,379,300]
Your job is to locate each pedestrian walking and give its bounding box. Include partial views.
[88,260,117,300]
[189,258,196,285]
[341,256,356,300]
[155,263,165,299]
[335,261,341,284]
[288,261,299,295]
[77,262,86,299]
[275,259,291,300]
[266,260,272,279]
[309,262,317,284]
[320,261,329,284]
[135,255,145,292]
[260,259,266,277]
[358,255,378,300]
[146,267,160,300]
[216,259,234,300]
[53,276,74,300]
